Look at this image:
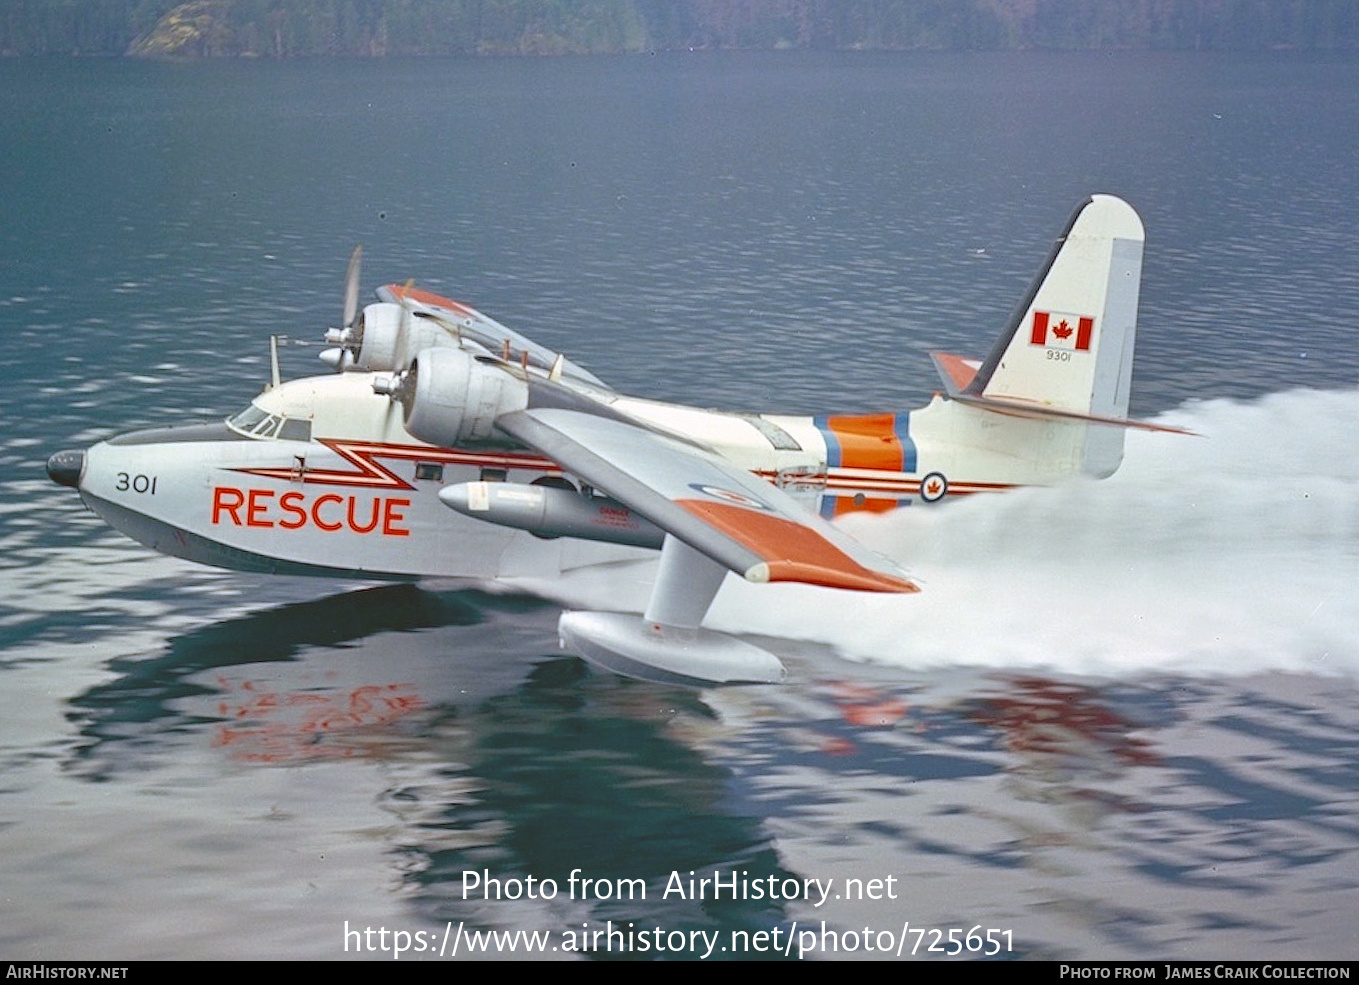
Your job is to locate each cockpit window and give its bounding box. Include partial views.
[228,406,268,433]
[227,404,312,442]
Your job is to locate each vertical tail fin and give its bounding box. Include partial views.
[969,194,1144,418]
[932,195,1163,477]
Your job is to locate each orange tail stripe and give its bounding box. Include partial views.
[824,413,906,472]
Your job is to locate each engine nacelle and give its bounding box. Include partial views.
[399,347,528,447]
[355,302,402,371]
[354,303,458,372]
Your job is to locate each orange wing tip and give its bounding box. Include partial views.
[753,561,919,594]
[678,498,918,594]
[384,283,474,317]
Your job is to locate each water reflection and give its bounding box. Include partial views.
[61,584,806,955]
[392,660,801,955]
[30,575,1359,959]
[66,585,489,778]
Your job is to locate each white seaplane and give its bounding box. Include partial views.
[48,195,1179,685]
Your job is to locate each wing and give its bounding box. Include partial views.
[497,407,918,595]
[378,284,610,390]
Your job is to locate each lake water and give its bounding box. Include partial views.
[2,51,1358,960]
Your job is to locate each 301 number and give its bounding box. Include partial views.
[116,473,158,494]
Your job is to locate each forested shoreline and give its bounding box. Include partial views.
[4,0,1357,58]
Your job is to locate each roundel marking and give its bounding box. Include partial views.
[919,472,948,503]
[689,484,772,511]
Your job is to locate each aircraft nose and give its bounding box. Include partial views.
[46,449,85,489]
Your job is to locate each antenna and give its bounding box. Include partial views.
[269,335,282,389]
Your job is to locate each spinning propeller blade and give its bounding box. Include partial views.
[322,245,364,371]
[342,244,362,332]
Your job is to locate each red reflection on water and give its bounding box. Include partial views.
[213,677,424,763]
[968,676,1156,766]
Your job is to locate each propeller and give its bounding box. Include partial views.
[320,245,363,370]
[342,244,362,332]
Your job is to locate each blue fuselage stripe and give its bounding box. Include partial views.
[896,412,917,474]
[814,415,840,518]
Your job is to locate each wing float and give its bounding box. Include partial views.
[468,406,916,686]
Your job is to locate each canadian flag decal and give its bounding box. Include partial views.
[1030,311,1094,351]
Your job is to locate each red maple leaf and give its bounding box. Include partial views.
[1051,319,1073,340]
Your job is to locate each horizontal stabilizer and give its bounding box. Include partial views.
[930,352,980,395]
[946,390,1194,434]
[932,349,1189,433]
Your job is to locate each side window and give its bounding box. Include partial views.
[279,419,312,442]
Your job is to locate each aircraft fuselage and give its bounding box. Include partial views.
[61,364,1099,584]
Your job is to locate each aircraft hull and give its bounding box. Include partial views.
[75,429,652,581]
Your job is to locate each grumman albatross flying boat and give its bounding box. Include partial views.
[47,195,1182,685]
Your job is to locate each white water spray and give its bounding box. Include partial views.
[537,387,1359,680]
[710,387,1359,678]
